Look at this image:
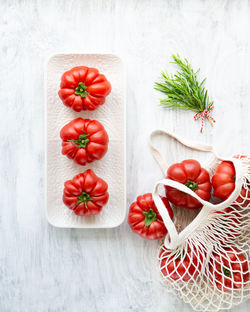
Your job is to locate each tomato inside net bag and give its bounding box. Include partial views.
[149,130,250,311]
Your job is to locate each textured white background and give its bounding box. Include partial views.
[0,0,250,311]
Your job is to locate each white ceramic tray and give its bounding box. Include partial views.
[45,54,126,228]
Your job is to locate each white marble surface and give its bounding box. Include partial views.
[0,0,250,311]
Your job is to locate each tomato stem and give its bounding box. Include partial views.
[185,180,198,191]
[142,208,157,227]
[177,248,190,260]
[75,82,88,98]
[76,192,93,210]
[223,267,231,277]
[67,132,90,148]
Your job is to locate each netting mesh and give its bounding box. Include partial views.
[156,157,250,311]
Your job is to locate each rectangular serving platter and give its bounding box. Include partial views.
[45,53,126,228]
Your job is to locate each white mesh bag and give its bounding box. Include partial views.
[149,130,250,311]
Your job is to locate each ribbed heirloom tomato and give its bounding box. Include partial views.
[60,118,109,166]
[63,169,109,216]
[128,193,173,240]
[209,248,249,292]
[159,245,202,282]
[166,159,211,209]
[212,161,250,206]
[58,66,111,112]
[212,161,236,200]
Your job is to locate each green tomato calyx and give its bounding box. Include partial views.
[76,192,93,210]
[75,82,88,98]
[223,267,231,277]
[185,180,198,191]
[67,132,89,148]
[142,208,157,227]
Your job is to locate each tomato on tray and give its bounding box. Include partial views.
[166,159,211,209]
[128,193,173,240]
[58,66,111,112]
[63,169,109,216]
[60,118,109,166]
[212,161,250,206]
[159,245,202,282]
[209,247,249,292]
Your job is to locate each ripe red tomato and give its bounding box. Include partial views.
[63,169,109,216]
[166,159,211,209]
[213,207,241,242]
[60,118,109,166]
[212,161,250,206]
[212,161,235,200]
[128,193,173,240]
[58,66,111,112]
[235,186,250,207]
[209,248,249,292]
[159,245,202,282]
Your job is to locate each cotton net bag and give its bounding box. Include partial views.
[149,130,250,311]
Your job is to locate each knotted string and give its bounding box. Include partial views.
[194,105,216,133]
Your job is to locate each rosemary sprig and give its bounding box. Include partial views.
[154,54,215,131]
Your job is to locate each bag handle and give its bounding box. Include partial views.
[153,178,215,249]
[149,129,214,174]
[153,157,244,250]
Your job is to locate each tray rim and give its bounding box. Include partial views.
[44,52,127,228]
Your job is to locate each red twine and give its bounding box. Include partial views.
[194,105,216,133]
